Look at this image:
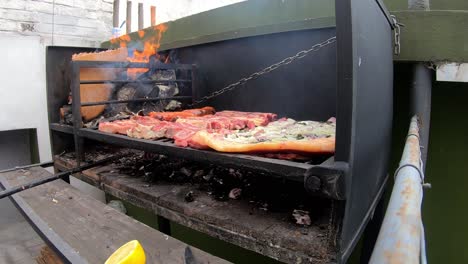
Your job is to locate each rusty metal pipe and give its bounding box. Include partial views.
[410,63,432,171]
[369,116,427,263]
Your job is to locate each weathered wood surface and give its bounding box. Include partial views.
[55,156,334,263]
[0,167,229,264]
[36,246,63,264]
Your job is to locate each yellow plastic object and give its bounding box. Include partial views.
[105,240,146,264]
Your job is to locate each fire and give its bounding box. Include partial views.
[110,24,168,79]
[129,24,168,79]
[130,24,167,62]
[110,34,131,48]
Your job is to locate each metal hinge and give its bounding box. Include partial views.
[390,15,404,55]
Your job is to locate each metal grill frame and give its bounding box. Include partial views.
[65,60,335,191]
[69,60,195,163]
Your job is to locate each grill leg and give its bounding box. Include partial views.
[71,62,84,167]
[74,135,85,166]
[359,191,386,263]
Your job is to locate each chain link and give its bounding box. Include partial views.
[391,15,402,55]
[189,36,337,107]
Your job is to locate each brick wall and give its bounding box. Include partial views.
[0,0,113,47]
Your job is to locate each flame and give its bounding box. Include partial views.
[110,34,131,48]
[110,24,168,79]
[128,24,168,79]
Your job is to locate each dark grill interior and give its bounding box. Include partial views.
[51,59,335,185]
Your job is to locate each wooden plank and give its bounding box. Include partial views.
[151,6,156,26]
[138,3,144,30]
[36,246,63,264]
[56,156,333,263]
[126,1,132,34]
[113,0,120,28]
[0,167,229,264]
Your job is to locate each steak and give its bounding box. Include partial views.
[148,106,215,121]
[98,109,334,157]
[98,120,137,135]
[214,110,277,126]
[175,115,252,130]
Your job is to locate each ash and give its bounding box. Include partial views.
[113,151,329,226]
[61,148,330,226]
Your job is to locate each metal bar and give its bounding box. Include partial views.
[0,155,124,199]
[71,62,85,165]
[375,0,398,29]
[0,178,88,264]
[113,0,120,27]
[370,116,426,263]
[50,123,73,134]
[138,3,144,30]
[0,161,54,174]
[126,1,132,34]
[191,64,197,105]
[410,63,432,171]
[150,6,156,26]
[81,96,192,106]
[334,0,353,163]
[79,128,312,181]
[79,79,191,84]
[72,61,192,69]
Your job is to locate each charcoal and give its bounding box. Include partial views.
[292,209,311,226]
[180,167,192,177]
[78,149,326,225]
[184,191,195,202]
[193,170,205,178]
[202,170,214,181]
[228,188,242,199]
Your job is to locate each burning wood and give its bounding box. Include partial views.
[62,24,171,125]
[71,48,128,121]
[110,24,168,79]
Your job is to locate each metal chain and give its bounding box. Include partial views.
[391,15,403,55]
[189,36,337,107]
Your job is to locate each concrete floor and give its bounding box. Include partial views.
[0,198,45,264]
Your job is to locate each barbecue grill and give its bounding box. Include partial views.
[46,0,395,262]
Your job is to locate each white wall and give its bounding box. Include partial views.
[0,0,244,163]
[0,0,114,163]
[0,36,51,162]
[118,0,246,34]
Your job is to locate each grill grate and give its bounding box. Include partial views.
[65,59,335,195]
[79,128,322,181]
